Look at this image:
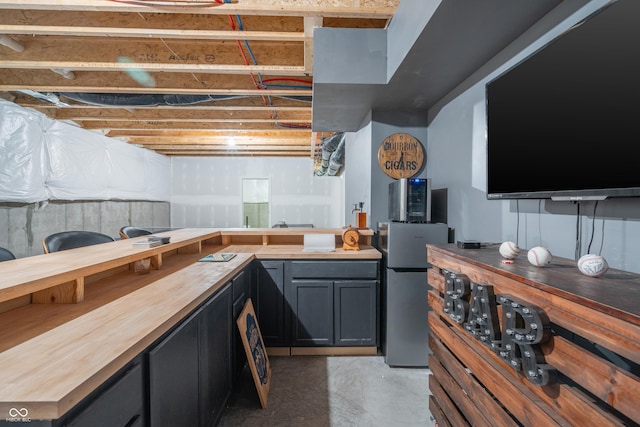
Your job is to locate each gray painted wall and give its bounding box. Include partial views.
[0,201,170,258]
[428,0,640,273]
[370,111,429,231]
[344,116,372,229]
[343,110,429,233]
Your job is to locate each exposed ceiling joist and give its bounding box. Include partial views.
[0,0,397,157]
[0,0,397,17]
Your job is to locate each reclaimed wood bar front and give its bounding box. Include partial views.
[426,243,640,427]
[0,228,379,422]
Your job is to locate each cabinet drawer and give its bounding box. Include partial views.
[290,261,378,279]
[66,361,144,427]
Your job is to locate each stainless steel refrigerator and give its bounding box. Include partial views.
[377,221,449,367]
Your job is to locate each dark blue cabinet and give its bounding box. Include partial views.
[148,309,200,427]
[199,283,232,427]
[148,283,233,427]
[290,280,334,346]
[286,260,379,347]
[53,356,145,427]
[335,280,377,346]
[253,260,290,347]
[231,269,250,383]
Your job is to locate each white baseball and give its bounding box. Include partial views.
[499,241,521,259]
[527,246,552,267]
[577,254,609,277]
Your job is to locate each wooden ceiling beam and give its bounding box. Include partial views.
[139,144,310,151]
[53,108,311,121]
[0,0,398,18]
[304,16,323,73]
[0,25,304,42]
[106,129,311,138]
[78,121,311,130]
[153,150,311,157]
[0,0,390,158]
[0,11,306,32]
[78,118,310,124]
[0,60,307,75]
[125,136,312,146]
[1,37,304,66]
[28,104,312,113]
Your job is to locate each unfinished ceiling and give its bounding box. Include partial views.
[0,0,397,157]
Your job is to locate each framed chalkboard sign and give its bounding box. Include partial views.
[237,298,272,408]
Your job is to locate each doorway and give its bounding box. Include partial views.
[242,178,270,228]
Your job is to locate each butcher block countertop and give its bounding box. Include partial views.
[0,228,380,420]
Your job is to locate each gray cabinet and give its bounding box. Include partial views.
[335,280,377,346]
[55,356,145,427]
[253,260,290,347]
[148,282,233,427]
[290,280,334,346]
[148,309,200,427]
[199,283,232,427]
[287,260,379,347]
[231,269,250,382]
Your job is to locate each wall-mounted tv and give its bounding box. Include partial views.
[486,0,640,201]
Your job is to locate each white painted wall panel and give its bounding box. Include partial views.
[171,157,344,229]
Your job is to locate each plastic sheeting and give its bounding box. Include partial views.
[0,101,49,202]
[0,99,170,203]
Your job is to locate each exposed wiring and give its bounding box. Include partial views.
[107,0,232,7]
[538,199,542,246]
[264,84,313,89]
[598,213,606,256]
[575,202,582,260]
[262,78,313,89]
[226,14,272,113]
[586,201,599,254]
[516,200,520,247]
[276,122,312,129]
[225,14,311,129]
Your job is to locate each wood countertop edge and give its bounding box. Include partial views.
[218,227,375,236]
[0,228,223,301]
[0,228,377,302]
[0,253,255,420]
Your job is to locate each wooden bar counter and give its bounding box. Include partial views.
[0,228,380,422]
[426,243,640,426]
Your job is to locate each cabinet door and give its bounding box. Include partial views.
[63,358,145,427]
[148,311,200,427]
[253,261,289,346]
[335,280,378,346]
[200,283,232,427]
[232,270,250,383]
[290,280,334,346]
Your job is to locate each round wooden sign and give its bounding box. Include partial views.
[377,133,425,179]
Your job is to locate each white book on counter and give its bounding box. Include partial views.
[132,240,162,248]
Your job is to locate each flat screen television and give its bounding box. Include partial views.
[486,0,640,201]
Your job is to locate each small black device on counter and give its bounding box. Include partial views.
[457,240,481,249]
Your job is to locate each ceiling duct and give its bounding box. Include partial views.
[315,132,346,176]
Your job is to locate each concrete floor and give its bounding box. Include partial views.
[219,355,436,427]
